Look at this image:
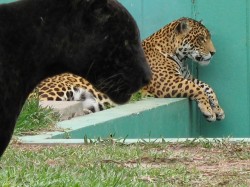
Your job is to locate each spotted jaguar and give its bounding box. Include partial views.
[33,17,225,121]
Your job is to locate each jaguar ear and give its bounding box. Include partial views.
[175,18,191,35]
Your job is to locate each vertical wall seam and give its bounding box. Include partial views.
[141,0,144,39]
[246,0,250,134]
[190,0,200,135]
[191,0,197,19]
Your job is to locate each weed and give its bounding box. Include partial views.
[15,96,60,135]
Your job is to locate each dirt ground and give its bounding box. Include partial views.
[166,142,250,186]
[8,140,250,186]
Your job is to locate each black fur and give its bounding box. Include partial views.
[0,0,151,156]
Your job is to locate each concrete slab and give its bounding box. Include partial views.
[18,98,197,144]
[40,101,91,121]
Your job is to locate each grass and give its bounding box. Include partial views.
[14,96,60,136]
[11,95,250,185]
[0,140,250,186]
[15,91,145,135]
[130,91,151,103]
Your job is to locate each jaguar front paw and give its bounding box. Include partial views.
[198,103,216,122]
[216,109,225,121]
[204,113,216,122]
[214,107,225,121]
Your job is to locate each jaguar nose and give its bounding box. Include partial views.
[210,51,215,56]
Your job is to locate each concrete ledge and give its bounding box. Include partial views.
[18,98,196,144]
[40,101,90,121]
[18,138,250,145]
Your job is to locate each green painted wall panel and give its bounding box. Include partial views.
[120,0,250,137]
[120,0,193,39]
[196,1,250,137]
[0,0,14,3]
[248,0,250,136]
[141,0,192,39]
[52,99,193,139]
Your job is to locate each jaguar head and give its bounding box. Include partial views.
[175,18,216,66]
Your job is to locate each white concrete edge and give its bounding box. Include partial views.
[17,137,250,145]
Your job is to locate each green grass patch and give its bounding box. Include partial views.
[1,140,250,186]
[15,97,60,136]
[130,91,151,102]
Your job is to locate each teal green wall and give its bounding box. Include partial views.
[52,99,193,139]
[1,0,249,137]
[119,0,250,138]
[0,0,13,3]
[194,1,250,137]
[119,0,193,39]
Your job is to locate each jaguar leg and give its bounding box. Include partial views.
[146,77,217,122]
[192,79,225,120]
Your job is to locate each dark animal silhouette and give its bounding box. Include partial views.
[0,0,151,156]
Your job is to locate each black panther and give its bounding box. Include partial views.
[0,0,151,156]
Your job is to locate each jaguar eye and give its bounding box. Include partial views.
[198,36,206,43]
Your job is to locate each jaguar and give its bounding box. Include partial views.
[34,17,225,122]
[31,73,115,113]
[141,17,225,122]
